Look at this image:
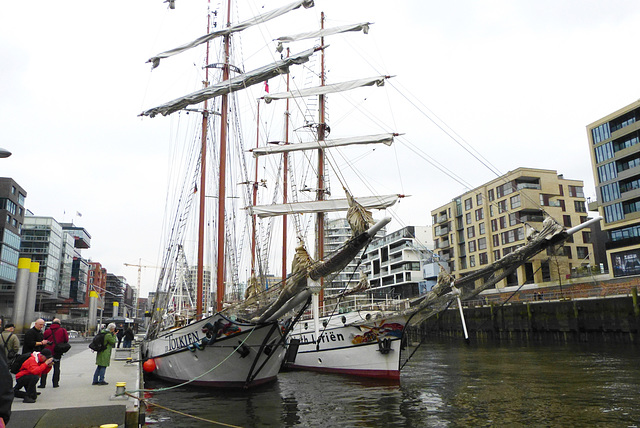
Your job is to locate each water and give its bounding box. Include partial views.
[143,338,640,427]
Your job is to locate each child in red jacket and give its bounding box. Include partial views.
[14,349,53,403]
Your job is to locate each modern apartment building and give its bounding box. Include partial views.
[431,168,594,289]
[324,218,387,297]
[0,178,26,288]
[587,99,640,277]
[360,225,434,299]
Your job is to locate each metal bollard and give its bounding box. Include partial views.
[115,381,126,396]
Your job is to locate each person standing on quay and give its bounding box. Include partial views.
[1,323,20,361]
[123,327,134,349]
[116,327,124,348]
[22,319,49,355]
[92,323,116,385]
[40,318,69,388]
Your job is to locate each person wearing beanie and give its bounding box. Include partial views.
[14,349,53,403]
[1,323,20,361]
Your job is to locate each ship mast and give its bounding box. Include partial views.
[316,12,326,313]
[282,47,291,285]
[196,0,213,317]
[215,0,232,312]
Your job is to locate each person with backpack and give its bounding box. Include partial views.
[92,323,117,385]
[40,319,69,388]
[14,349,53,403]
[1,323,20,364]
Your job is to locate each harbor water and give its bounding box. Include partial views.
[143,337,640,427]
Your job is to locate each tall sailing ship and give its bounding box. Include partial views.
[138,0,399,388]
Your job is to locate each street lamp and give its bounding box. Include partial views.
[0,148,11,158]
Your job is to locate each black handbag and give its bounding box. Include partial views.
[54,342,71,354]
[50,329,72,355]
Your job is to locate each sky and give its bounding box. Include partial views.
[2,0,640,297]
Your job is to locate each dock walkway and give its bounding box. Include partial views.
[10,340,142,428]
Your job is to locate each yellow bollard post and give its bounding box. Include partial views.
[116,381,126,396]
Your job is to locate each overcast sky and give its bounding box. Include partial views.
[2,1,640,297]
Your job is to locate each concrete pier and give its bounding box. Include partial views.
[10,338,143,427]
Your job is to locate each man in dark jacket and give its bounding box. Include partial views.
[14,349,53,403]
[0,348,14,425]
[22,318,50,354]
[40,318,69,388]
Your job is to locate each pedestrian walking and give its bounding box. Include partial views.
[123,327,134,349]
[22,319,49,355]
[40,319,69,388]
[92,323,117,385]
[14,349,53,403]
[116,328,124,348]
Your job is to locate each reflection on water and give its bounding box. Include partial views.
[144,338,640,427]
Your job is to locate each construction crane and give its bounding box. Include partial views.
[123,259,162,319]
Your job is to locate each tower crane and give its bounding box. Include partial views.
[123,259,162,319]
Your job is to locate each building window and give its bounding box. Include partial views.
[476,194,483,205]
[488,189,495,202]
[468,240,476,252]
[591,122,611,144]
[497,200,507,213]
[499,216,507,229]
[475,208,484,221]
[478,237,487,250]
[469,255,476,267]
[604,203,624,223]
[464,198,473,210]
[466,212,472,225]
[467,226,475,239]
[479,222,486,235]
[597,162,617,183]
[563,215,572,227]
[564,246,572,258]
[509,212,519,226]
[568,185,584,198]
[493,250,501,261]
[510,194,521,209]
[600,183,621,203]
[574,201,586,213]
[582,231,591,243]
[595,141,614,163]
[492,234,499,247]
[479,252,488,265]
[491,219,498,232]
[576,246,589,259]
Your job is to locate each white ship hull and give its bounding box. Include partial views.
[286,311,407,380]
[141,315,286,388]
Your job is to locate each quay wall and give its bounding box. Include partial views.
[411,289,640,344]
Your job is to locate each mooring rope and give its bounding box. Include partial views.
[125,392,243,428]
[126,327,255,394]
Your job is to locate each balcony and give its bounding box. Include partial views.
[436,215,448,223]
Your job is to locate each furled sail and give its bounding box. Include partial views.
[147,0,315,69]
[249,194,401,218]
[275,22,371,43]
[262,76,388,103]
[250,133,396,157]
[141,47,317,117]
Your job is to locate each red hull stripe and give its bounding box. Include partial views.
[286,364,400,380]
